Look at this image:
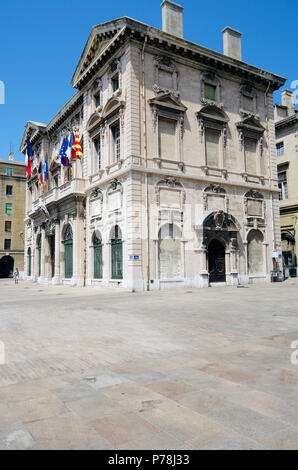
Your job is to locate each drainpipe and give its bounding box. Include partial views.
[141,35,150,291]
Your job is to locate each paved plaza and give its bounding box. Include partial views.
[0,280,298,450]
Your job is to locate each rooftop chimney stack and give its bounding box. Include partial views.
[161,0,184,39]
[9,152,14,161]
[222,27,242,61]
[281,89,295,116]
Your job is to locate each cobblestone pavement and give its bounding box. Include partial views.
[0,279,298,450]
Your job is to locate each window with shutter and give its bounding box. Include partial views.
[244,138,257,174]
[158,117,177,160]
[205,128,220,168]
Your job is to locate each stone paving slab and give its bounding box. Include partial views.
[0,279,298,449]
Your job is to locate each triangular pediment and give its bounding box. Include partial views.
[71,19,127,89]
[20,121,47,154]
[148,92,187,112]
[236,116,265,133]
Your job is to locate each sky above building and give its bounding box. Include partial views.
[0,0,296,161]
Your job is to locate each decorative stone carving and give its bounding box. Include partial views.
[153,54,179,94]
[204,184,226,194]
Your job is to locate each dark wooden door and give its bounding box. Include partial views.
[64,227,73,279]
[208,239,226,283]
[50,236,55,278]
[94,238,102,279]
[111,239,123,280]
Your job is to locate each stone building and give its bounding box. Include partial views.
[275,90,298,277]
[0,154,26,278]
[20,1,285,290]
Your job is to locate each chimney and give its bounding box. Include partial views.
[161,0,183,39]
[222,26,242,61]
[281,89,295,116]
[9,152,14,161]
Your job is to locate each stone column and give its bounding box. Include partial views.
[40,226,46,282]
[53,220,61,284]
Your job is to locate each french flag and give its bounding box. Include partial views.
[26,137,33,177]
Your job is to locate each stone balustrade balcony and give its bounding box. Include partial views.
[30,178,86,217]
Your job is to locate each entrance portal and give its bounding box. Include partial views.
[0,256,14,278]
[208,239,226,283]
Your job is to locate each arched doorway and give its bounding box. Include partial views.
[208,239,226,283]
[27,248,32,277]
[111,225,122,280]
[0,256,14,278]
[64,226,73,279]
[93,233,103,279]
[247,230,264,275]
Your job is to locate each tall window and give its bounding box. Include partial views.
[95,138,101,170]
[204,83,216,101]
[112,74,119,92]
[5,203,12,215]
[159,224,182,279]
[6,185,13,196]
[205,128,220,168]
[112,124,120,162]
[158,117,177,160]
[6,167,13,176]
[93,234,103,279]
[5,221,11,232]
[278,171,288,200]
[244,138,257,174]
[111,225,123,280]
[4,239,11,250]
[247,230,264,275]
[276,141,284,156]
[95,93,101,109]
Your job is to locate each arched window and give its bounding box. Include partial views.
[93,233,103,279]
[158,224,182,279]
[28,247,32,277]
[111,225,123,280]
[247,230,264,275]
[64,226,73,279]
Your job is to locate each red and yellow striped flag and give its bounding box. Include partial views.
[72,129,84,160]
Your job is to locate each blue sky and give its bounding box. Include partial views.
[0,0,296,161]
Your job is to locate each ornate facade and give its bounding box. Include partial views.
[20,3,285,290]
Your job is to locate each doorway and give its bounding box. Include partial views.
[49,236,55,279]
[0,256,14,278]
[208,239,226,283]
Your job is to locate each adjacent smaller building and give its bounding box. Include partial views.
[0,154,26,278]
[275,90,298,277]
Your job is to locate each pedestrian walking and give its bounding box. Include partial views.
[13,268,19,285]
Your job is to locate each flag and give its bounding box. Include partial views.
[59,137,68,167]
[45,154,49,182]
[72,129,83,160]
[25,137,33,177]
[42,154,49,183]
[38,160,42,186]
[67,130,76,162]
